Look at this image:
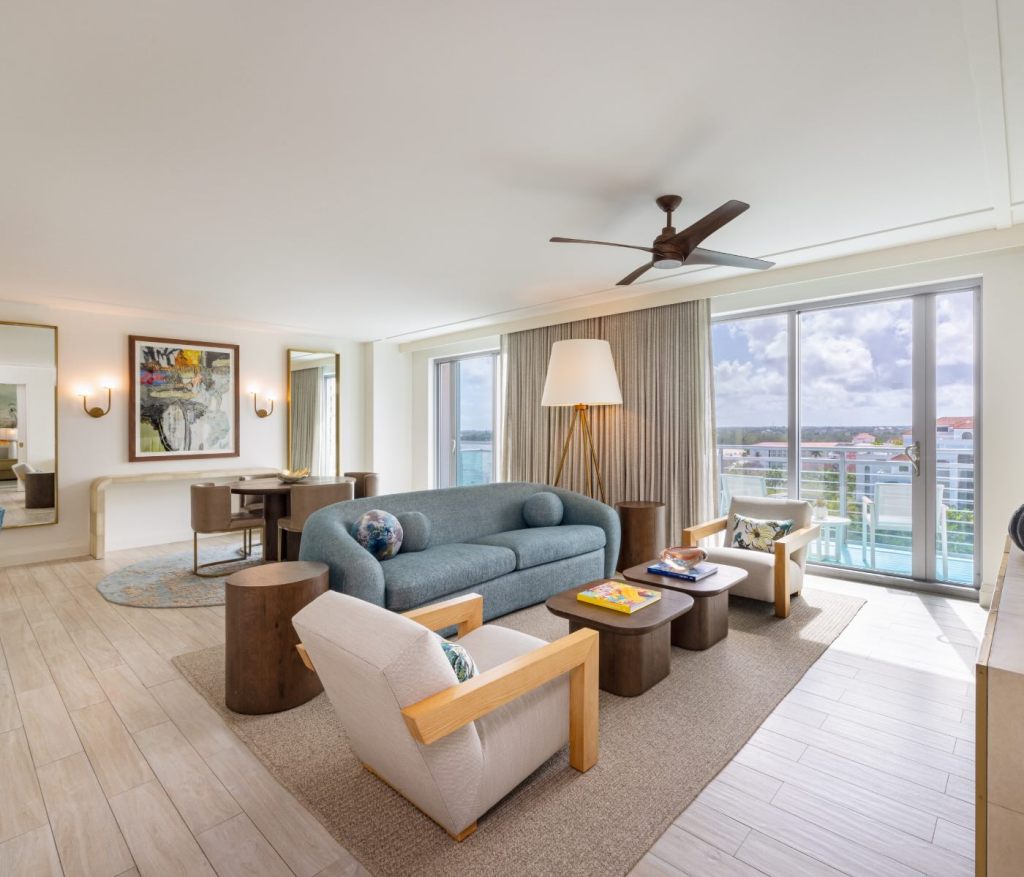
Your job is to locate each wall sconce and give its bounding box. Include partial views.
[77,384,113,418]
[249,388,275,418]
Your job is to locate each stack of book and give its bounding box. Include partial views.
[646,560,718,582]
[576,581,661,614]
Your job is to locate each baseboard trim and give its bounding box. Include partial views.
[0,539,90,569]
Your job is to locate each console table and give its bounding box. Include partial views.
[89,468,277,558]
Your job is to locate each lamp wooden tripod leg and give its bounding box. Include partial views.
[551,403,607,504]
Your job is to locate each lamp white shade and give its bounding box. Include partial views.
[541,339,623,407]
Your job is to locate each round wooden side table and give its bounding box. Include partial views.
[225,561,329,714]
[615,501,667,573]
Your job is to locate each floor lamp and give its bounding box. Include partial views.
[541,339,622,504]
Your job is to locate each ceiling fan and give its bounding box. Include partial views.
[550,194,774,285]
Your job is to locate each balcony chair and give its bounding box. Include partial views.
[719,472,768,515]
[344,471,380,499]
[276,480,354,560]
[862,482,949,579]
[190,483,266,577]
[683,496,818,618]
[292,591,599,841]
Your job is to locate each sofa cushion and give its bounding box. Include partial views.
[397,511,431,553]
[471,525,605,571]
[703,546,804,602]
[523,492,564,528]
[381,543,517,611]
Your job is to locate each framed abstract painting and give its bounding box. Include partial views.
[128,336,240,462]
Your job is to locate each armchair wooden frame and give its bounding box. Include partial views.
[682,517,820,619]
[295,592,599,842]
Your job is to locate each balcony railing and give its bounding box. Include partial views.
[716,443,976,586]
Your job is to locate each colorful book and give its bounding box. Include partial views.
[576,581,661,614]
[646,561,718,582]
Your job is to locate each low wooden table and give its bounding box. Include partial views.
[621,562,748,650]
[225,561,329,714]
[546,583,694,697]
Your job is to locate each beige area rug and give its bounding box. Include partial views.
[173,588,863,877]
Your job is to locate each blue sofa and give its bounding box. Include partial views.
[298,482,620,620]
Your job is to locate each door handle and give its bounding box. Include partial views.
[906,440,921,477]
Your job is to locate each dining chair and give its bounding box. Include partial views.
[862,482,949,578]
[190,483,266,576]
[237,474,265,553]
[719,472,768,514]
[344,471,380,499]
[277,480,355,560]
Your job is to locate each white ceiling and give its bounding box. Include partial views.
[0,0,1019,341]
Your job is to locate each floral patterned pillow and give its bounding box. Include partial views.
[731,513,794,553]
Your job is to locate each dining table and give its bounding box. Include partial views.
[226,475,355,561]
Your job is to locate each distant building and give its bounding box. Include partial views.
[718,418,975,512]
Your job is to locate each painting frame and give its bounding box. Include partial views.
[128,335,240,463]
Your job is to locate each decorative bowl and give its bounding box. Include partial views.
[277,468,310,484]
[659,545,708,571]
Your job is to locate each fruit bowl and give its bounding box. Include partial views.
[277,468,310,484]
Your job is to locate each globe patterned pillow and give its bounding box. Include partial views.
[435,635,478,684]
[731,513,793,553]
[350,509,404,560]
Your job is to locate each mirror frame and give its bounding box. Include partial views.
[285,349,341,475]
[0,320,59,528]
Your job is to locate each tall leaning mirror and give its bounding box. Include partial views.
[286,349,340,476]
[0,321,58,529]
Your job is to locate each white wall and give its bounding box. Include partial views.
[391,226,1024,600]
[367,341,414,495]
[0,299,367,566]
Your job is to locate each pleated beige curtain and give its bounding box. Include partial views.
[501,300,717,541]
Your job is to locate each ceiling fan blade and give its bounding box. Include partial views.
[667,200,750,253]
[550,236,654,254]
[616,261,655,286]
[686,247,774,270]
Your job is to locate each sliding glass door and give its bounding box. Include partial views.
[712,285,979,589]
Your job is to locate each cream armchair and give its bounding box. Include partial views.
[683,496,819,619]
[292,591,598,842]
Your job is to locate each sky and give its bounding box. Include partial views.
[457,354,495,432]
[712,291,975,428]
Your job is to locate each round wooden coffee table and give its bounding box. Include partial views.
[621,562,748,650]
[546,583,694,697]
[225,561,329,714]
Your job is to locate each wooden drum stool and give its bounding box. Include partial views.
[225,561,329,714]
[615,501,667,573]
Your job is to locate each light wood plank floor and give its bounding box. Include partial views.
[0,540,984,876]
[634,575,985,877]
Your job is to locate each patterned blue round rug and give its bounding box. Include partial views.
[97,544,264,608]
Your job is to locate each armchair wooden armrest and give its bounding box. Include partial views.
[295,593,486,673]
[403,593,484,638]
[772,524,821,619]
[681,515,728,547]
[401,627,600,772]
